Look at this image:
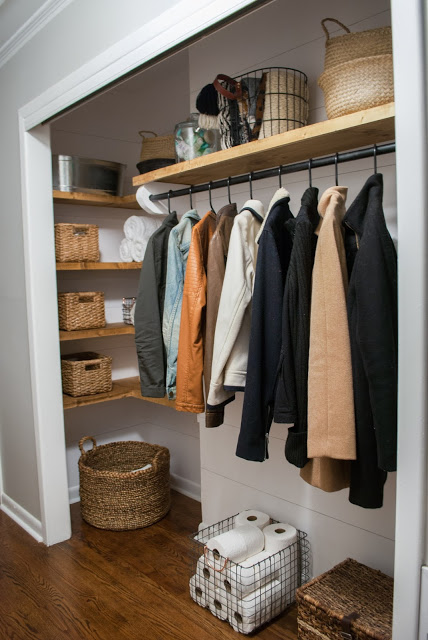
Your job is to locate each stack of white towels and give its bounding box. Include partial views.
[189,510,298,634]
[119,215,162,263]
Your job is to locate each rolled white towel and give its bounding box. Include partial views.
[123,215,161,242]
[130,239,147,262]
[119,238,133,262]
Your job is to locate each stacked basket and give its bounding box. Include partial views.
[317,18,394,119]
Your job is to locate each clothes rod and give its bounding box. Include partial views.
[148,142,396,202]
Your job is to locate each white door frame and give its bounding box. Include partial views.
[18,0,427,635]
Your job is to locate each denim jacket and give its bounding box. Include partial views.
[162,209,200,399]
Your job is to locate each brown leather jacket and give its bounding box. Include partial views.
[176,211,216,413]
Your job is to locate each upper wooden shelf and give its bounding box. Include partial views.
[132,103,395,187]
[53,190,140,209]
[63,376,176,410]
[56,262,142,271]
[59,323,135,341]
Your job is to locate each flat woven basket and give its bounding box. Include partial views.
[58,292,105,331]
[296,558,393,640]
[139,130,175,161]
[321,18,392,69]
[55,223,99,262]
[318,54,394,119]
[61,351,112,397]
[78,436,171,530]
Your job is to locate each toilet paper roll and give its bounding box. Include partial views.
[189,574,208,608]
[235,509,271,531]
[196,554,219,590]
[206,525,265,564]
[136,182,185,215]
[229,579,283,633]
[263,523,297,555]
[222,551,280,599]
[207,587,229,621]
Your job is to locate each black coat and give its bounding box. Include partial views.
[274,187,319,468]
[343,174,397,508]
[236,195,294,462]
[135,211,178,397]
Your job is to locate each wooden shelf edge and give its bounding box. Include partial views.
[63,377,176,409]
[53,190,140,209]
[132,103,395,187]
[59,323,135,341]
[56,261,142,270]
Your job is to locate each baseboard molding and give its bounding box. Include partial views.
[1,493,44,542]
[68,485,80,504]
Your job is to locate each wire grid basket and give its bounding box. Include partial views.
[189,514,310,635]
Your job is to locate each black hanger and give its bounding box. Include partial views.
[308,159,312,188]
[189,185,193,209]
[208,181,216,214]
[249,171,254,199]
[373,144,378,174]
[334,153,339,186]
[278,165,282,189]
[227,177,232,205]
[167,190,172,214]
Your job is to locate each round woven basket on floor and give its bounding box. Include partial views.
[78,436,171,531]
[318,54,394,119]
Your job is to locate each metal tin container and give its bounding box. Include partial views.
[52,155,126,196]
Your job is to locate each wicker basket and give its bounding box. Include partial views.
[58,292,105,331]
[318,54,394,119]
[321,19,392,70]
[55,223,99,262]
[61,351,112,397]
[137,130,175,174]
[296,558,393,640]
[78,436,171,530]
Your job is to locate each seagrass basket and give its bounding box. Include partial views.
[321,19,392,69]
[61,351,112,397]
[137,130,176,174]
[58,292,105,331]
[55,223,99,262]
[296,558,393,640]
[78,436,171,530]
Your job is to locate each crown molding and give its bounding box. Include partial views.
[0,0,73,69]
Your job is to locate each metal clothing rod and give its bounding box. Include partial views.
[148,142,396,202]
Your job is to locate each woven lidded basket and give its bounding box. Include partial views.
[321,18,392,70]
[318,54,394,119]
[58,292,105,331]
[296,558,393,640]
[61,351,112,397]
[78,436,171,530]
[55,223,99,262]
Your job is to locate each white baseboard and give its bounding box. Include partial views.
[1,493,43,542]
[68,485,80,504]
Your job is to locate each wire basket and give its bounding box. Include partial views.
[214,67,309,149]
[189,514,310,635]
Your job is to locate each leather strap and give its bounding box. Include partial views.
[340,611,359,638]
[213,74,242,100]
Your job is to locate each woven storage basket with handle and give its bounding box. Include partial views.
[58,291,105,331]
[55,223,99,262]
[61,351,112,397]
[296,558,393,640]
[137,130,176,174]
[78,436,171,530]
[321,18,392,69]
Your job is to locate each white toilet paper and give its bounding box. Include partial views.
[207,588,229,621]
[263,523,297,555]
[196,554,219,591]
[222,551,281,599]
[206,525,265,564]
[189,574,208,608]
[229,579,283,634]
[136,182,185,215]
[235,510,271,531]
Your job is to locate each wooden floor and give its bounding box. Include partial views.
[0,492,298,640]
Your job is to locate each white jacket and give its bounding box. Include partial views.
[207,199,265,408]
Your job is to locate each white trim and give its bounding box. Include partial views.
[0,0,74,69]
[391,0,428,637]
[419,567,428,640]
[20,0,258,130]
[1,493,43,543]
[170,474,201,502]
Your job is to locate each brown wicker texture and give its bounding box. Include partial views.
[78,436,171,530]
[58,292,105,331]
[318,54,394,119]
[321,19,392,69]
[61,351,112,397]
[55,223,99,262]
[139,130,175,161]
[296,558,393,640]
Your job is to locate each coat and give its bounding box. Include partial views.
[274,187,319,468]
[204,203,238,428]
[235,189,293,462]
[134,210,178,397]
[162,209,200,399]
[175,211,216,413]
[344,173,397,509]
[207,200,265,423]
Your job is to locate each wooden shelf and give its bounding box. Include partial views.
[53,190,140,209]
[59,323,135,341]
[62,376,176,410]
[56,262,142,271]
[133,103,395,187]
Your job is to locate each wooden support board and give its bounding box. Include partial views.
[133,103,395,187]
[62,376,176,409]
[56,262,142,270]
[53,190,140,209]
[59,323,135,341]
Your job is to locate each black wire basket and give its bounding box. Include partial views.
[214,67,309,149]
[188,514,310,635]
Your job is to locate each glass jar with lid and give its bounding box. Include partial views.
[174,113,220,163]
